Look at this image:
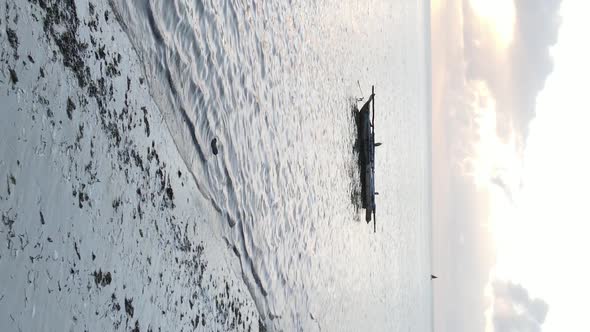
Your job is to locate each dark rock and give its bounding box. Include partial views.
[74,241,81,260]
[141,107,150,137]
[66,97,76,120]
[9,69,18,84]
[125,298,134,317]
[211,138,218,155]
[166,186,174,201]
[34,0,90,88]
[93,270,112,287]
[6,28,18,57]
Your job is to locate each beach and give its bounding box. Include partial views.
[1,0,432,331]
[0,1,258,330]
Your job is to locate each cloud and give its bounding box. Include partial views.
[490,280,549,332]
[431,1,562,330]
[462,0,562,146]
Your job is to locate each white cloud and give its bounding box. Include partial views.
[485,280,549,332]
[486,2,590,330]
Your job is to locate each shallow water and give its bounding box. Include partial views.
[110,0,432,330]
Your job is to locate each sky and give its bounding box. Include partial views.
[431,0,590,331]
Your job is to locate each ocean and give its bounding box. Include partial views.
[109,0,433,330]
[0,0,430,330]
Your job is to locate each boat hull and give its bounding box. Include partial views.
[357,101,375,222]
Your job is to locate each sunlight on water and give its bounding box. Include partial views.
[110,0,432,330]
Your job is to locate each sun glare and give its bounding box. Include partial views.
[468,0,516,49]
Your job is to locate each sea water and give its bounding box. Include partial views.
[109,0,432,330]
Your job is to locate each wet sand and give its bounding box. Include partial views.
[0,0,258,331]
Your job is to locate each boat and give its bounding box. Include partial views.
[356,86,380,232]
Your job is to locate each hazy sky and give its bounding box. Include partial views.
[431,0,590,331]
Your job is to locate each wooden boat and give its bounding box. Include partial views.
[356,86,379,231]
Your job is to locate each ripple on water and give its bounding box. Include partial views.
[109,0,432,330]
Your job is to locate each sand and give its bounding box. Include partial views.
[0,0,258,330]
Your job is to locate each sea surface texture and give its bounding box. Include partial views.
[109,0,432,330]
[0,0,430,330]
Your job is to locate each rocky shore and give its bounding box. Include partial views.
[0,0,259,330]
